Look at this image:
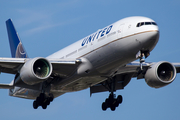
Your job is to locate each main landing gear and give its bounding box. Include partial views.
[33,93,54,109]
[101,77,123,111]
[102,93,122,111]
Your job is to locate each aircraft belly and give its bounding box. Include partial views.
[51,76,106,92]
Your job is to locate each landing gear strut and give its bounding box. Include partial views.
[33,93,54,109]
[101,77,123,111]
[137,50,149,74]
[139,52,145,71]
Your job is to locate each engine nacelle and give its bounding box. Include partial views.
[145,61,176,88]
[20,57,52,85]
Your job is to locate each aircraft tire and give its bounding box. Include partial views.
[105,98,109,107]
[102,102,107,111]
[46,99,50,106]
[110,105,116,111]
[117,95,123,104]
[33,101,38,109]
[42,103,47,109]
[49,93,54,102]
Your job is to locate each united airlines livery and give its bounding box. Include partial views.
[0,16,179,111]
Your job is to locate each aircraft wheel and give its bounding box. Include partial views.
[102,102,107,111]
[45,99,51,106]
[105,98,110,107]
[34,93,54,109]
[33,101,38,109]
[110,105,116,111]
[42,103,47,109]
[49,93,54,102]
[117,95,123,104]
[115,95,123,107]
[102,93,123,111]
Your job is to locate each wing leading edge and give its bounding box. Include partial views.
[90,61,180,95]
[0,57,81,76]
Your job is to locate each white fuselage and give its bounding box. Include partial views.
[46,16,159,93]
[10,16,159,99]
[48,16,159,71]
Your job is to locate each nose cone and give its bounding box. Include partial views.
[149,23,160,49]
[141,27,160,52]
[152,24,159,35]
[149,24,159,40]
[136,20,160,52]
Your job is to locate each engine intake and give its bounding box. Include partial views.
[20,57,52,85]
[145,61,176,88]
[33,59,50,78]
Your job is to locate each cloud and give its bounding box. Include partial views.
[15,9,51,27]
[15,0,81,26]
[22,17,83,36]
[13,0,83,36]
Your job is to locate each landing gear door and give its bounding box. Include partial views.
[117,24,125,39]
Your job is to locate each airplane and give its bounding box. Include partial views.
[0,16,179,111]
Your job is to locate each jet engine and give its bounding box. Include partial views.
[20,57,52,85]
[145,61,176,88]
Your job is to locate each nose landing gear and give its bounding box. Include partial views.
[137,50,150,75]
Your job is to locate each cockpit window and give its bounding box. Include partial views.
[136,23,141,27]
[136,22,157,27]
[152,22,157,25]
[145,22,151,25]
[140,22,144,26]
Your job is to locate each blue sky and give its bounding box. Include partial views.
[0,0,180,120]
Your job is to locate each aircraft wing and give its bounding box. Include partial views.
[1,56,180,94]
[0,58,26,74]
[172,63,180,73]
[0,83,14,89]
[108,61,180,79]
[90,61,180,95]
[0,57,81,77]
[47,58,81,77]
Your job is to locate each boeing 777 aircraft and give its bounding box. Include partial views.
[0,16,179,111]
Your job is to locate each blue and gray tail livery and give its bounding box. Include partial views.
[6,19,28,58]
